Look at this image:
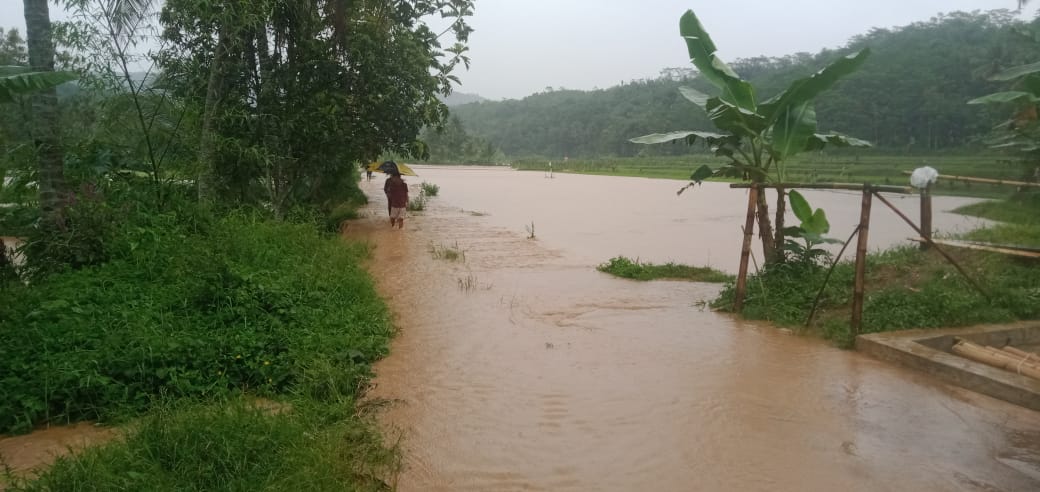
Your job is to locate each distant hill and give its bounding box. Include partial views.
[450,11,1039,158]
[440,91,486,106]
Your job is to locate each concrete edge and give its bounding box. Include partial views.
[857,325,1040,412]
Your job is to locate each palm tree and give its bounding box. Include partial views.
[22,0,66,219]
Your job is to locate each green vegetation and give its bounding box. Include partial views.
[711,191,1040,347]
[9,399,397,491]
[449,12,1039,166]
[2,0,474,487]
[512,154,1023,197]
[419,115,502,164]
[420,182,441,197]
[0,215,392,434]
[630,9,870,264]
[598,256,733,283]
[407,192,428,212]
[955,191,1040,246]
[713,245,1040,347]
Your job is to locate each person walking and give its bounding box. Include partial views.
[385,171,409,229]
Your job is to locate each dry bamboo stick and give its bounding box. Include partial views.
[951,339,1040,381]
[900,171,1040,188]
[982,346,1040,373]
[1002,346,1039,359]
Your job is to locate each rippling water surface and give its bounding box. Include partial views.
[351,167,1038,491]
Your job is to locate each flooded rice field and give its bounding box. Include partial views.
[351,166,1039,491]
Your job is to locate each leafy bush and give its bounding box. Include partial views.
[0,215,392,434]
[420,182,439,197]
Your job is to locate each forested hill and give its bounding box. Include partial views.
[449,11,1040,159]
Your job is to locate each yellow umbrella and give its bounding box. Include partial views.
[367,160,418,176]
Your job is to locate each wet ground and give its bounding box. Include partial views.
[354,166,1040,491]
[0,423,116,483]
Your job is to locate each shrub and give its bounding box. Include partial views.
[0,215,392,433]
[420,182,439,197]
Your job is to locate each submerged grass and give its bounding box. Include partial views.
[429,241,465,262]
[598,256,733,283]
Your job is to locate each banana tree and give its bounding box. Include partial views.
[968,30,1040,178]
[631,10,871,263]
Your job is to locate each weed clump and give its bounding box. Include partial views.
[420,182,440,197]
[598,256,733,283]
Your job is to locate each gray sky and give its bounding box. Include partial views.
[3,1,1037,100]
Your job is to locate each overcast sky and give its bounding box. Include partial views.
[2,1,1037,100]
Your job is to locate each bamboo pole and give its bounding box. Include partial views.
[851,188,873,336]
[952,339,1040,380]
[733,187,758,313]
[872,191,990,299]
[919,185,932,251]
[729,182,911,194]
[901,171,1040,188]
[1003,346,1039,359]
[982,346,1040,372]
[805,225,860,327]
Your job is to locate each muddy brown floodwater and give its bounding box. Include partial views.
[351,167,1039,491]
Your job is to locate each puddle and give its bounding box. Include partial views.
[351,167,1040,491]
[0,423,117,479]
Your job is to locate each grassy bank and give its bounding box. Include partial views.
[712,191,1040,347]
[598,256,732,283]
[15,399,397,491]
[1,213,398,488]
[513,154,1028,197]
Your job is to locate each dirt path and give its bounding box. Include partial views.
[350,171,1040,492]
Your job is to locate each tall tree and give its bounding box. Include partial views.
[159,0,474,215]
[22,0,67,218]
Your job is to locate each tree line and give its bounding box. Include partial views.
[444,10,1040,160]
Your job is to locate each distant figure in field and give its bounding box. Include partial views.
[385,172,409,229]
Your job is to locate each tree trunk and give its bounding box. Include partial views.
[197,27,232,201]
[773,186,787,263]
[754,186,776,264]
[23,0,66,219]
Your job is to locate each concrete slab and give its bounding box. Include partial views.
[857,322,1040,411]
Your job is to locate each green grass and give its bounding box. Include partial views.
[598,256,733,283]
[712,246,1040,347]
[1,209,400,489]
[953,191,1040,247]
[7,398,398,491]
[514,154,1030,198]
[0,214,392,434]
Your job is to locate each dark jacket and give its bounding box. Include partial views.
[386,176,409,208]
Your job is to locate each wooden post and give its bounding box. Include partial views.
[919,185,932,251]
[851,186,873,336]
[733,186,758,313]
